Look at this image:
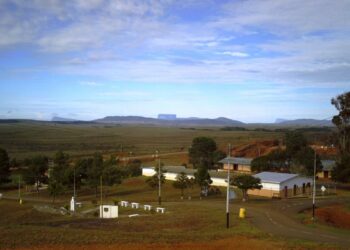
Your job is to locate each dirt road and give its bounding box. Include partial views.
[239,197,350,248]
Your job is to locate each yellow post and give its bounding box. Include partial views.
[239,208,246,219]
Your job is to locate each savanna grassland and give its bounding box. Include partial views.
[0,177,333,250]
[0,121,284,160]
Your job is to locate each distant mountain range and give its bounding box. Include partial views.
[93,116,245,126]
[52,116,78,122]
[47,115,333,127]
[0,116,333,127]
[274,118,333,126]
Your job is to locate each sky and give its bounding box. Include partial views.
[0,0,349,123]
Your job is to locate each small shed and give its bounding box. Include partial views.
[248,172,312,198]
[219,157,253,172]
[100,205,118,219]
[318,160,335,179]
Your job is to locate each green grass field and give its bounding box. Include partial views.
[0,122,283,160]
[0,177,329,250]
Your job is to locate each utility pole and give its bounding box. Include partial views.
[18,175,21,204]
[156,150,161,206]
[73,167,76,198]
[100,175,103,218]
[226,144,231,229]
[312,150,316,220]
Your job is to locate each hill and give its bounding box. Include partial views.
[94,116,245,127]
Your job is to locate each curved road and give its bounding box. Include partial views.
[239,197,350,248]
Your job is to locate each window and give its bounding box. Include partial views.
[104,207,109,212]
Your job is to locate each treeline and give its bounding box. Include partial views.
[220,126,333,133]
[251,131,322,176]
[0,149,142,200]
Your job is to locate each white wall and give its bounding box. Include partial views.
[100,205,118,219]
[142,168,155,177]
[260,182,280,191]
[211,177,228,187]
[281,176,312,190]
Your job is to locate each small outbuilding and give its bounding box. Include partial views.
[219,157,253,173]
[100,205,118,219]
[248,172,312,198]
[317,160,335,179]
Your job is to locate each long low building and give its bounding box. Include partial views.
[142,166,312,198]
[249,172,312,198]
[142,166,229,187]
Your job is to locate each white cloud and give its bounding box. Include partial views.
[220,51,249,57]
[79,81,102,86]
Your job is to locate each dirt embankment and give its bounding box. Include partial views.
[315,204,350,229]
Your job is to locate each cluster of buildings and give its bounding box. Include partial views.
[142,156,336,199]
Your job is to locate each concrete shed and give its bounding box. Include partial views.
[248,172,312,198]
[317,160,335,179]
[219,157,253,173]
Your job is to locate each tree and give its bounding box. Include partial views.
[212,150,227,169]
[102,166,123,186]
[285,131,307,158]
[173,172,189,198]
[231,174,262,202]
[127,159,142,177]
[146,166,166,189]
[189,137,217,168]
[194,165,212,197]
[48,180,64,203]
[251,148,287,172]
[0,148,10,185]
[331,92,350,182]
[86,153,104,197]
[23,155,49,192]
[51,151,70,184]
[292,146,322,176]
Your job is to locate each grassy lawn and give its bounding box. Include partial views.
[0,177,331,250]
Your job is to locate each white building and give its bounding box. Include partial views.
[142,166,229,187]
[248,172,312,198]
[100,205,118,219]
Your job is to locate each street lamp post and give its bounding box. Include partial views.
[312,150,316,219]
[226,144,231,229]
[156,150,161,205]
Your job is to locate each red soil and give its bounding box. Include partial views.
[315,204,350,229]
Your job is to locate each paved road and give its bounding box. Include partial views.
[240,197,350,248]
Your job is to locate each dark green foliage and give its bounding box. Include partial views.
[23,155,49,192]
[251,148,287,172]
[126,159,142,177]
[48,180,64,203]
[292,146,322,176]
[146,166,166,189]
[194,166,212,196]
[189,137,217,168]
[212,150,227,168]
[331,91,350,154]
[231,174,262,201]
[173,172,190,197]
[86,153,104,196]
[102,166,123,186]
[51,151,70,184]
[332,154,350,183]
[0,148,10,185]
[285,131,307,157]
[220,127,247,131]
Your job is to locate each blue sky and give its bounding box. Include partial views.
[0,0,349,123]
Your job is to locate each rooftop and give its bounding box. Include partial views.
[218,157,253,165]
[253,172,299,184]
[321,160,336,171]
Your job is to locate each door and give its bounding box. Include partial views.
[284,186,288,198]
